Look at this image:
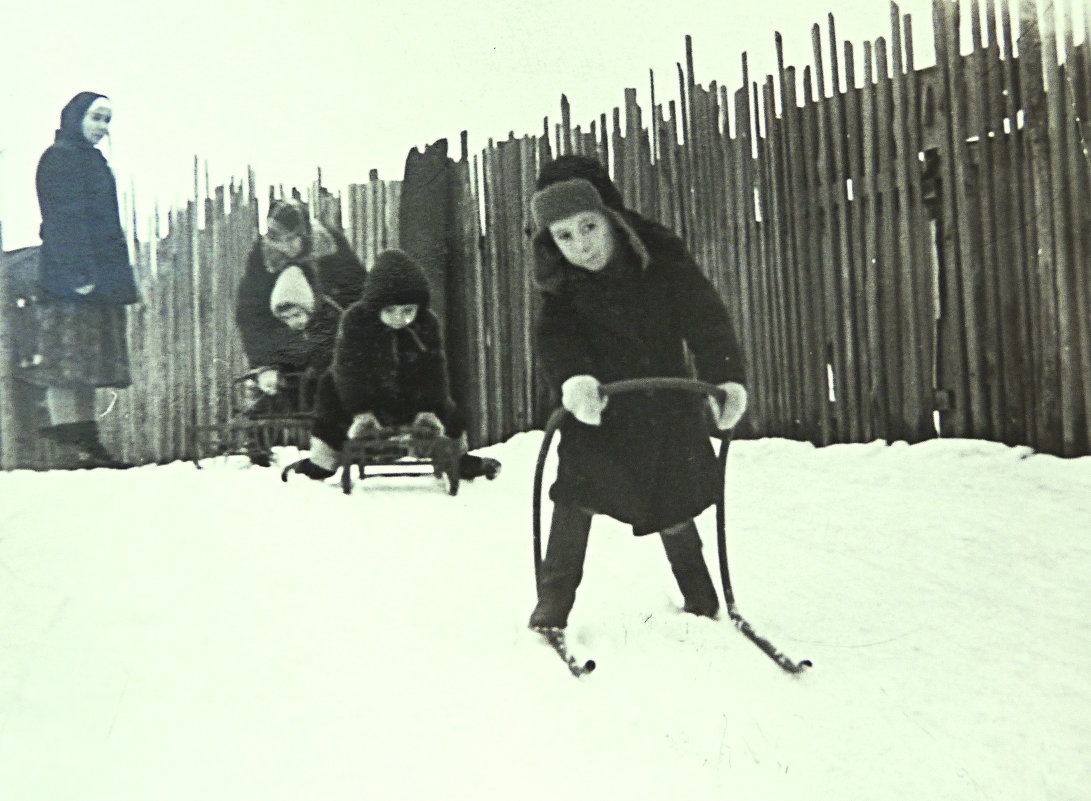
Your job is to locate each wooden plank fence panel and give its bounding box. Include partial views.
[891,5,928,441]
[11,3,1091,468]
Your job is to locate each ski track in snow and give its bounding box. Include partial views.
[1,434,1088,800]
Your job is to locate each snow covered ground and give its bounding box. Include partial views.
[1,433,1088,800]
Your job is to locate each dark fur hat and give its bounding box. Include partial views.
[363,249,431,310]
[535,155,625,212]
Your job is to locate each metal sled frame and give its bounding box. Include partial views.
[192,372,312,467]
[531,377,811,674]
[337,425,466,496]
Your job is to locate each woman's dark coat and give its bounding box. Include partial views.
[235,223,364,376]
[535,211,746,535]
[35,93,138,305]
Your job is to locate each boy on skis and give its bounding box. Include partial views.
[527,156,748,631]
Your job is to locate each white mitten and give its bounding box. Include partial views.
[412,411,446,436]
[347,412,382,439]
[710,382,748,430]
[256,368,280,396]
[561,375,608,426]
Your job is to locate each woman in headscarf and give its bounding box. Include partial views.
[30,91,139,468]
[234,198,366,464]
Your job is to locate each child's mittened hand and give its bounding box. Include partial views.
[256,368,280,395]
[561,375,608,426]
[710,382,748,430]
[412,412,445,436]
[347,412,381,439]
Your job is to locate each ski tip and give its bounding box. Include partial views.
[584,660,596,673]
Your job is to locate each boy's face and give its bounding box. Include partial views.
[548,210,616,272]
[380,304,419,330]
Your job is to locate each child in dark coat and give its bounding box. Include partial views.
[285,248,499,481]
[528,155,748,630]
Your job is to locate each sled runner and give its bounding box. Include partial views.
[331,424,466,496]
[532,377,812,677]
[192,370,312,467]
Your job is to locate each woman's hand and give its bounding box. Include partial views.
[255,368,280,395]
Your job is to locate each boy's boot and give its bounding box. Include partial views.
[660,521,720,618]
[529,504,593,629]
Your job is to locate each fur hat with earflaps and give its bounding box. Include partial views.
[529,173,649,292]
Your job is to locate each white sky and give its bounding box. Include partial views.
[0,0,1083,249]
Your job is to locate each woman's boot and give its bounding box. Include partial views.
[660,521,720,618]
[529,504,593,629]
[40,421,132,469]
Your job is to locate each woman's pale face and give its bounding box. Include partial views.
[81,98,112,145]
[548,210,616,272]
[380,304,419,329]
[265,218,305,259]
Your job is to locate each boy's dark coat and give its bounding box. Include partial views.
[536,212,746,535]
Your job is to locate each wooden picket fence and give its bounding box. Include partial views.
[98,168,402,465]
[0,166,401,468]
[457,0,1091,456]
[3,0,1090,467]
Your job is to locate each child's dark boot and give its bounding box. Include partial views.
[660,521,720,618]
[458,453,501,480]
[281,458,336,481]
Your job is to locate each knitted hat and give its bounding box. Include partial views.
[530,178,610,233]
[535,155,625,211]
[58,92,107,144]
[362,249,431,310]
[269,265,316,317]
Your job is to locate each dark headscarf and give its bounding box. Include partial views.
[56,91,107,147]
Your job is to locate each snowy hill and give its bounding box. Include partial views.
[1,434,1089,800]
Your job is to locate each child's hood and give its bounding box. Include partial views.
[361,249,431,310]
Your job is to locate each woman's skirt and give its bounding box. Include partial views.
[19,300,132,388]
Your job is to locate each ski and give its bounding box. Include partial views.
[534,627,596,677]
[726,604,812,674]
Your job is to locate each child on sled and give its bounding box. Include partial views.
[284,248,500,482]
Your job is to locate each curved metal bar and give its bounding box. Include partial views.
[532,377,728,585]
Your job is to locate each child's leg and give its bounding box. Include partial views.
[441,402,501,479]
[308,437,340,472]
[285,371,345,480]
[529,503,593,629]
[660,519,720,618]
